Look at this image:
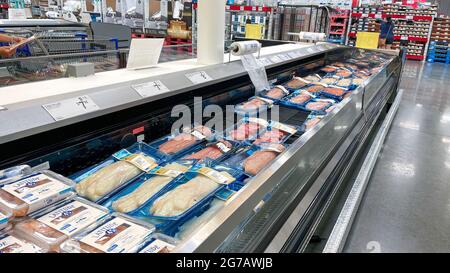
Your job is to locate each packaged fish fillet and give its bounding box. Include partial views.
[319,76,339,86]
[352,77,365,86]
[0,228,44,253]
[13,196,109,252]
[72,142,164,203]
[283,76,310,91]
[0,165,32,185]
[224,117,269,143]
[252,121,298,145]
[182,139,237,163]
[0,207,12,230]
[234,96,275,116]
[302,98,335,114]
[138,233,178,253]
[335,68,353,78]
[136,160,243,221]
[259,85,290,100]
[302,114,325,131]
[0,170,76,217]
[242,143,286,176]
[59,213,155,253]
[321,86,348,100]
[149,124,214,161]
[304,74,322,82]
[101,160,195,214]
[280,89,316,109]
[306,83,327,94]
[320,65,339,73]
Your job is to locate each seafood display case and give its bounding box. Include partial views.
[0,43,403,253]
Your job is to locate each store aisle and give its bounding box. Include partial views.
[344,61,450,253]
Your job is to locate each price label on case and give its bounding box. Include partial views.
[185,71,213,85]
[132,80,170,98]
[401,36,408,40]
[42,95,100,121]
[406,15,413,20]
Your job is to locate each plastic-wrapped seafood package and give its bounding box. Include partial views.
[138,233,179,253]
[284,77,310,90]
[60,213,155,253]
[0,229,44,253]
[302,114,325,131]
[252,121,298,145]
[235,96,275,115]
[102,160,194,214]
[0,165,32,186]
[136,161,242,221]
[150,125,214,159]
[321,86,347,100]
[13,196,109,252]
[183,140,236,162]
[259,85,290,100]
[225,117,269,143]
[72,142,164,203]
[243,143,286,176]
[0,170,76,217]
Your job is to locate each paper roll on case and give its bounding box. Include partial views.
[298,32,326,41]
[230,41,262,56]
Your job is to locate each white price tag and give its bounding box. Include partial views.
[185,71,213,85]
[361,14,368,18]
[406,15,413,20]
[240,6,244,11]
[252,6,256,11]
[42,95,99,121]
[375,14,382,19]
[132,80,170,98]
[401,36,408,40]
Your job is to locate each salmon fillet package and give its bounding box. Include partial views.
[149,124,214,161]
[0,165,32,186]
[284,76,311,91]
[225,117,269,143]
[135,160,243,221]
[101,160,195,215]
[59,213,155,253]
[259,85,290,100]
[13,196,109,252]
[0,229,44,253]
[242,143,286,176]
[72,142,164,203]
[182,139,237,163]
[320,86,348,100]
[281,89,316,109]
[0,170,76,218]
[252,121,298,145]
[222,143,286,177]
[302,114,325,132]
[234,96,275,116]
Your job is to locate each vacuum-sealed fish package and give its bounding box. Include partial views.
[225,117,269,143]
[13,196,109,252]
[252,121,298,145]
[182,140,237,162]
[102,160,194,214]
[0,230,44,253]
[73,142,163,203]
[235,96,275,115]
[0,165,32,185]
[60,213,155,253]
[243,143,286,176]
[150,125,214,160]
[0,170,75,217]
[137,161,242,221]
[259,85,290,100]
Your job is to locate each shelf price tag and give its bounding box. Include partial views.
[132,80,170,98]
[401,36,408,40]
[406,15,413,20]
[185,71,213,85]
[375,14,382,19]
[42,95,99,121]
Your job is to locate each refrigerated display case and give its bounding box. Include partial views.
[0,42,403,253]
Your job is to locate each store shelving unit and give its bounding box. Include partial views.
[327,11,349,44]
[347,2,436,61]
[427,17,450,64]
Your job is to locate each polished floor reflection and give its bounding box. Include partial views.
[344,61,450,253]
